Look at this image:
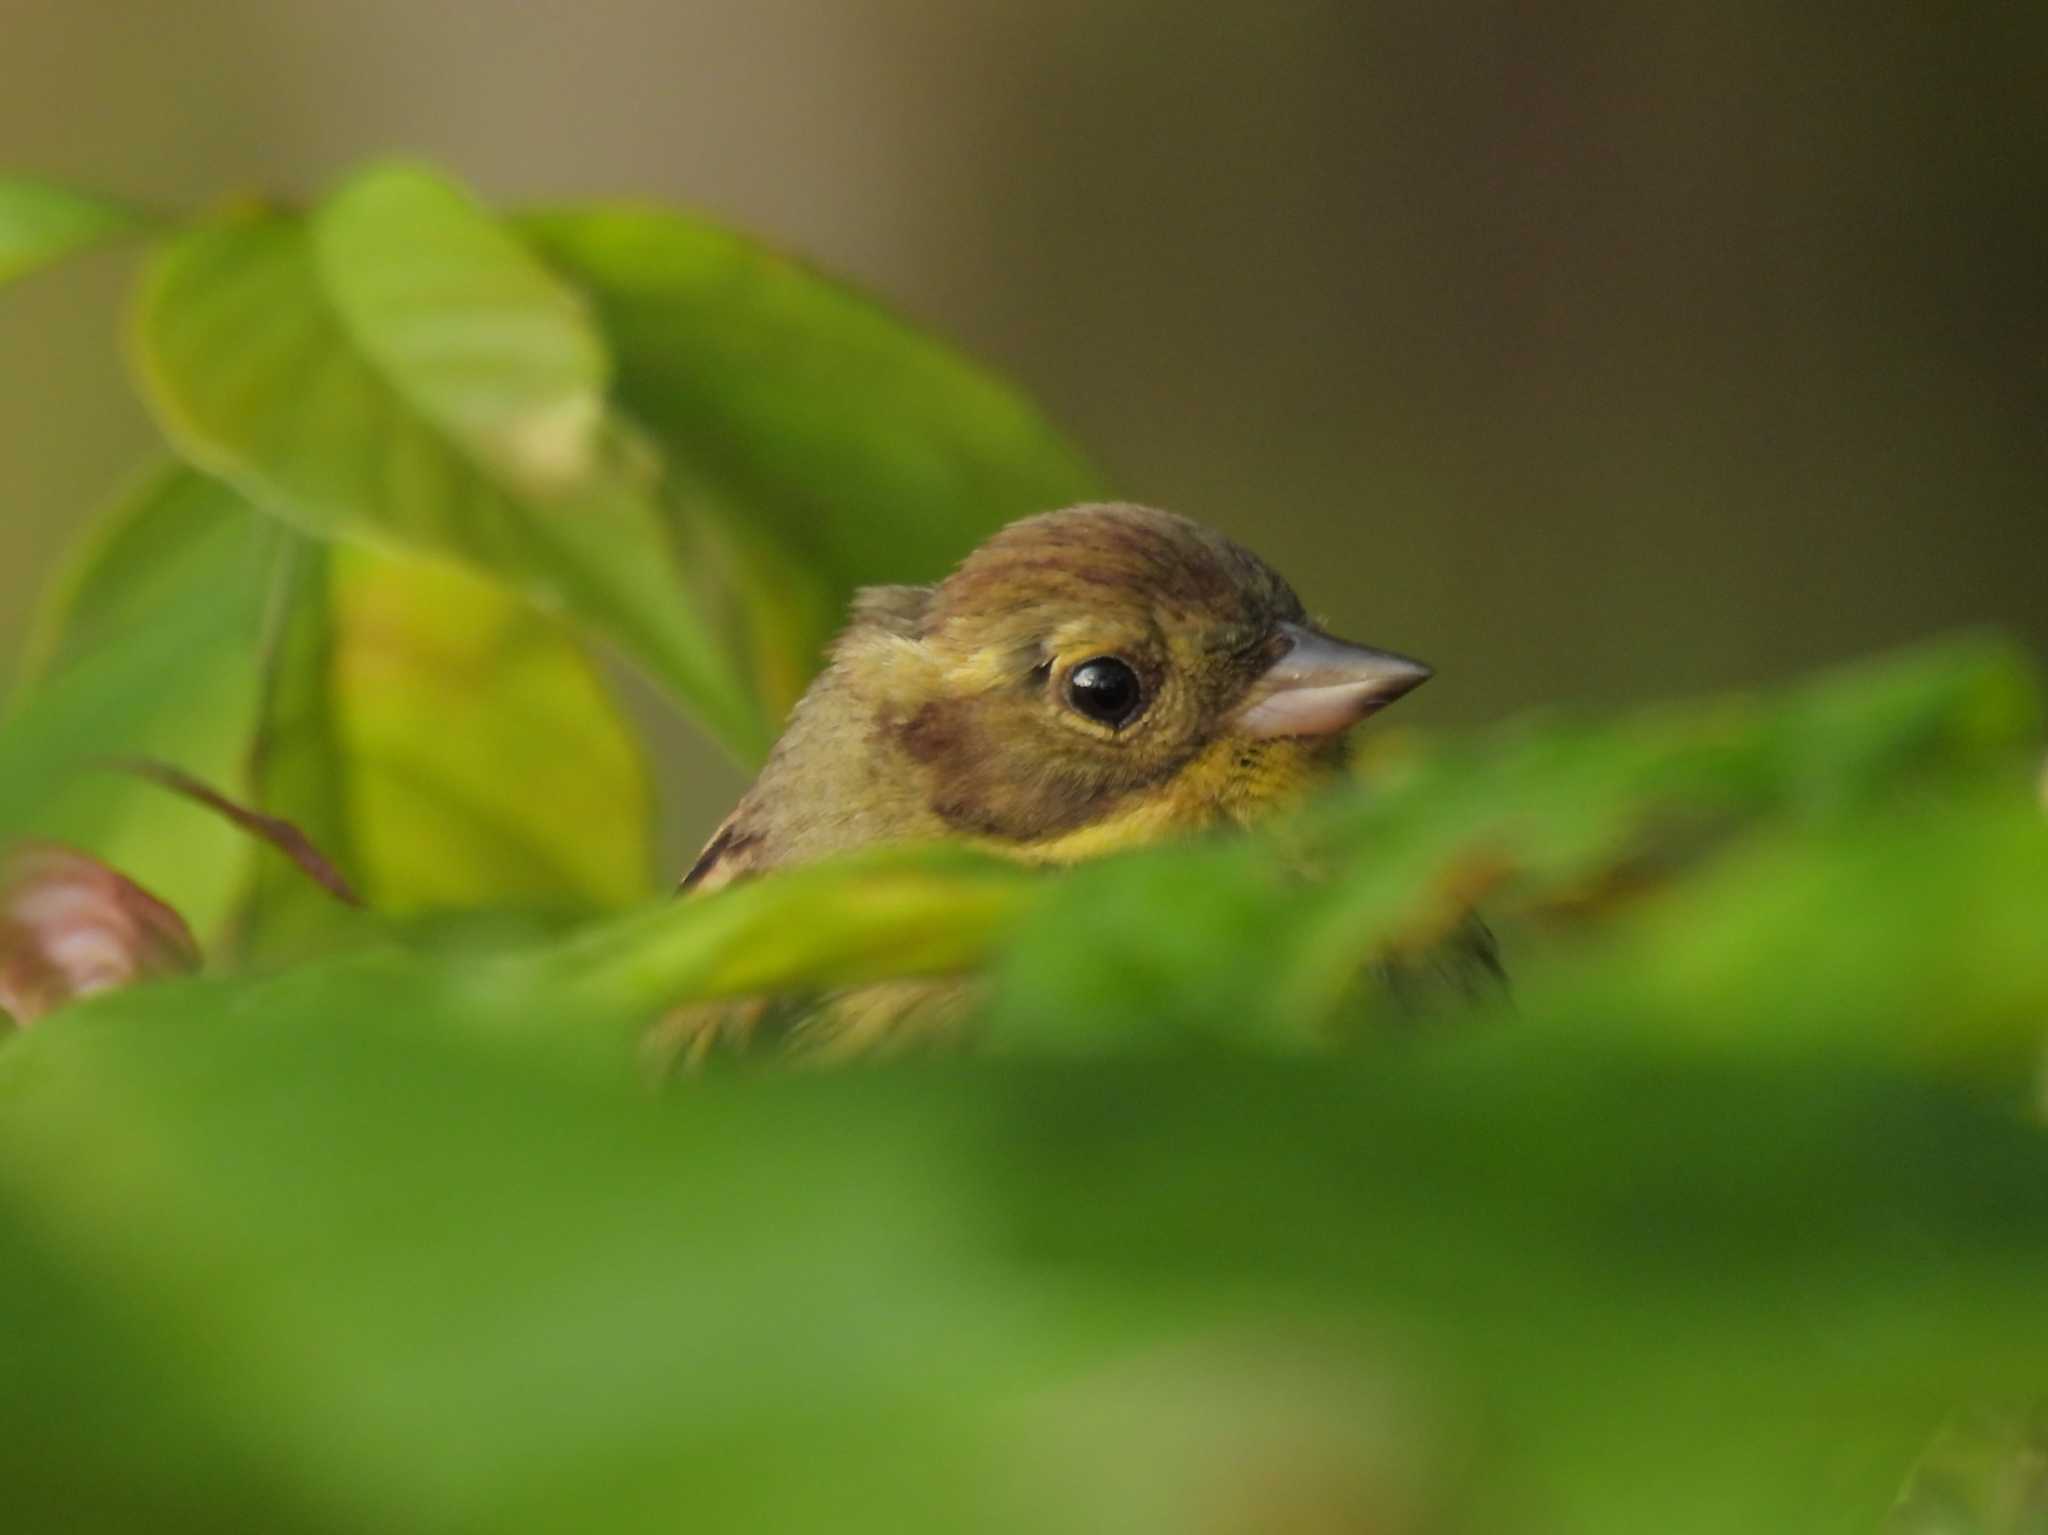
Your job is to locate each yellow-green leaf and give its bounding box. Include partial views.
[244,539,655,958]
[133,199,765,761]
[315,163,609,502]
[6,468,273,935]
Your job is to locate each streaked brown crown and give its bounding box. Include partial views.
[923,502,1308,649]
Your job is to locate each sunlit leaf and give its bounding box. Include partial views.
[315,163,608,502]
[522,206,1108,715]
[133,192,765,760]
[3,468,273,933]
[0,178,149,290]
[242,538,656,959]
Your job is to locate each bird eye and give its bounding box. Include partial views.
[1065,656,1144,729]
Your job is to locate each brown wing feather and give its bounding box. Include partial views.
[677,818,763,896]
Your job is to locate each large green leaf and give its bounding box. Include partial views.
[0,1198,328,1534]
[132,175,765,761]
[521,206,1108,714]
[0,179,148,290]
[0,975,2043,1534]
[243,537,655,959]
[4,468,273,934]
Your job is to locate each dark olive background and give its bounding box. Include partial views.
[4,2,2042,842]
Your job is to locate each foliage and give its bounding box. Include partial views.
[1,160,2044,1534]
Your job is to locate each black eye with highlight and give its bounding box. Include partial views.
[1065,656,1145,729]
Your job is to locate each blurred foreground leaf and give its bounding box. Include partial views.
[0,984,2043,1534]
[982,637,2048,1069]
[491,844,1037,1055]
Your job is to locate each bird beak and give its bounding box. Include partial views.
[1231,622,1433,739]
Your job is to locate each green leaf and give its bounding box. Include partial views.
[315,163,609,503]
[0,179,149,290]
[242,537,656,958]
[487,844,1038,1044]
[8,462,652,960]
[4,468,273,934]
[133,188,766,761]
[521,206,1108,715]
[1,982,2045,1534]
[1520,790,2048,1078]
[980,638,2048,1062]
[0,1202,328,1534]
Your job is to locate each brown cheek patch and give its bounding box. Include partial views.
[895,698,969,769]
[893,697,1146,844]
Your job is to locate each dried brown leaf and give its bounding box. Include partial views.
[0,842,201,1027]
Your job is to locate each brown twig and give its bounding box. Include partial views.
[100,757,363,907]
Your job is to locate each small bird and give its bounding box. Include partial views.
[672,502,1439,1056]
[686,503,1430,889]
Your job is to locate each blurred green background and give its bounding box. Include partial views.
[4,1,2042,849]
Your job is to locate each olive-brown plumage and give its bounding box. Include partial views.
[683,503,1431,895]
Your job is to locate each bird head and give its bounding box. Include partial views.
[839,503,1432,857]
